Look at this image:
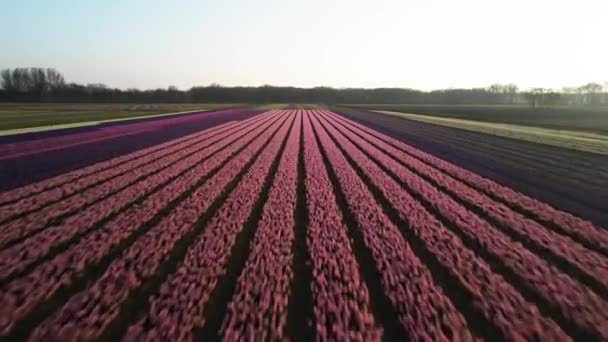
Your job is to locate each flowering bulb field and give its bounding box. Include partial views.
[1,109,607,340]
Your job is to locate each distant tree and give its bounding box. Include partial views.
[0,67,65,100]
[562,87,576,105]
[582,82,603,93]
[486,84,518,103]
[524,92,535,108]
[1,66,606,106]
[45,68,65,91]
[12,68,33,93]
[488,84,503,93]
[31,68,47,96]
[0,69,14,91]
[504,84,518,104]
[580,82,603,105]
[85,83,109,94]
[545,91,562,107]
[525,88,547,108]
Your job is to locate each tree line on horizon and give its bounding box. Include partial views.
[1,67,607,107]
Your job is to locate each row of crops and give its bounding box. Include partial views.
[0,109,606,340]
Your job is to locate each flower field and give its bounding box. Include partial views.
[0,109,606,340]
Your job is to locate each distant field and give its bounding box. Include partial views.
[0,103,238,130]
[345,104,608,133]
[375,110,608,155]
[251,104,322,110]
[253,103,290,110]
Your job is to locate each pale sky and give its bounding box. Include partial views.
[1,0,606,90]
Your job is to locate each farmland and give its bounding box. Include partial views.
[345,104,608,133]
[0,103,244,131]
[372,110,608,155]
[0,108,607,340]
[0,107,262,190]
[334,107,608,228]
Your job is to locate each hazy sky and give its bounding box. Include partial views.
[1,0,606,90]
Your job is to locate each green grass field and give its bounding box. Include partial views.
[253,103,290,110]
[0,103,239,131]
[375,110,608,155]
[346,104,608,133]
[249,104,322,110]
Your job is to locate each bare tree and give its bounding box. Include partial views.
[11,68,31,92]
[488,84,503,93]
[580,82,603,105]
[504,84,518,104]
[0,69,14,91]
[46,68,65,91]
[526,88,547,108]
[31,68,47,95]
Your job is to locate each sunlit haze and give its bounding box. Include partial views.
[1,0,606,90]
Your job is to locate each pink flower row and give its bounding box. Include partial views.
[221,111,302,340]
[318,110,608,339]
[0,109,243,160]
[0,125,157,161]
[300,112,381,341]
[122,113,295,341]
[317,111,568,340]
[0,112,286,331]
[26,113,291,341]
[0,112,281,282]
[310,111,476,341]
[0,109,274,206]
[0,113,278,250]
[0,110,276,223]
[327,110,608,256]
[323,110,608,290]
